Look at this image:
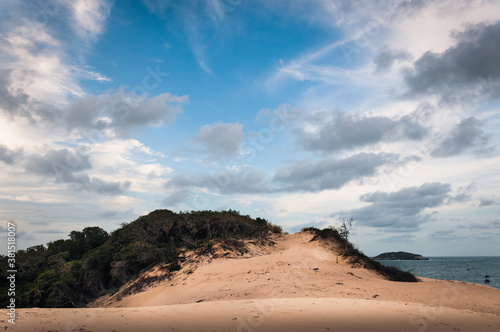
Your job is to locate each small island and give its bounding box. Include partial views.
[373,251,429,260]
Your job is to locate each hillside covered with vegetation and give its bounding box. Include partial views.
[303,226,419,282]
[0,210,282,308]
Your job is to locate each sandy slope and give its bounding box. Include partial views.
[3,232,500,331]
[102,232,500,315]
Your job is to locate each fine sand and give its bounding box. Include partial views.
[8,298,500,332]
[3,232,500,331]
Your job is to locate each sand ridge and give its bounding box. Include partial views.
[98,232,500,315]
[3,232,500,331]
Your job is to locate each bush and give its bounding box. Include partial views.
[270,224,283,234]
[312,226,344,243]
[301,227,320,232]
[168,263,182,273]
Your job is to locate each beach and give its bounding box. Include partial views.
[8,298,500,332]
[3,233,500,331]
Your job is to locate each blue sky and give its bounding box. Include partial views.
[1,0,500,256]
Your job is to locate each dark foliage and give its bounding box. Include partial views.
[0,210,282,308]
[168,263,182,273]
[310,226,344,243]
[347,249,419,282]
[301,227,320,233]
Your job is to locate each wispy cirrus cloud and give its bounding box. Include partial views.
[66,0,112,40]
[0,3,112,127]
[141,0,243,74]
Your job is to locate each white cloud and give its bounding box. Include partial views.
[88,138,174,193]
[0,115,55,149]
[1,0,499,256]
[0,1,187,247]
[74,66,112,82]
[1,24,84,105]
[66,0,112,40]
[0,22,111,124]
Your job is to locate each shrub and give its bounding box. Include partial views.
[312,226,344,243]
[168,262,182,273]
[270,223,283,234]
[301,227,320,232]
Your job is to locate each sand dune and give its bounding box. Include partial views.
[3,232,500,331]
[101,233,500,315]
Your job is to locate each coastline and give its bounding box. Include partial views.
[378,256,500,289]
[4,234,500,331]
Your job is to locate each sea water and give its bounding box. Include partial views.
[378,256,500,289]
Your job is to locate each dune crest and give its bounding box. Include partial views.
[90,232,500,315]
[5,232,500,331]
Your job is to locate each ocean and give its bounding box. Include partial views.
[378,256,500,289]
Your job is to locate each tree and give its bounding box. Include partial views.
[81,227,109,249]
[337,217,354,254]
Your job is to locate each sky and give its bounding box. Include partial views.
[1,0,500,256]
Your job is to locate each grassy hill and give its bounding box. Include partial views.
[0,209,282,308]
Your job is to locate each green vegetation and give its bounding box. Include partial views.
[303,226,419,282]
[0,210,282,308]
[373,251,429,260]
